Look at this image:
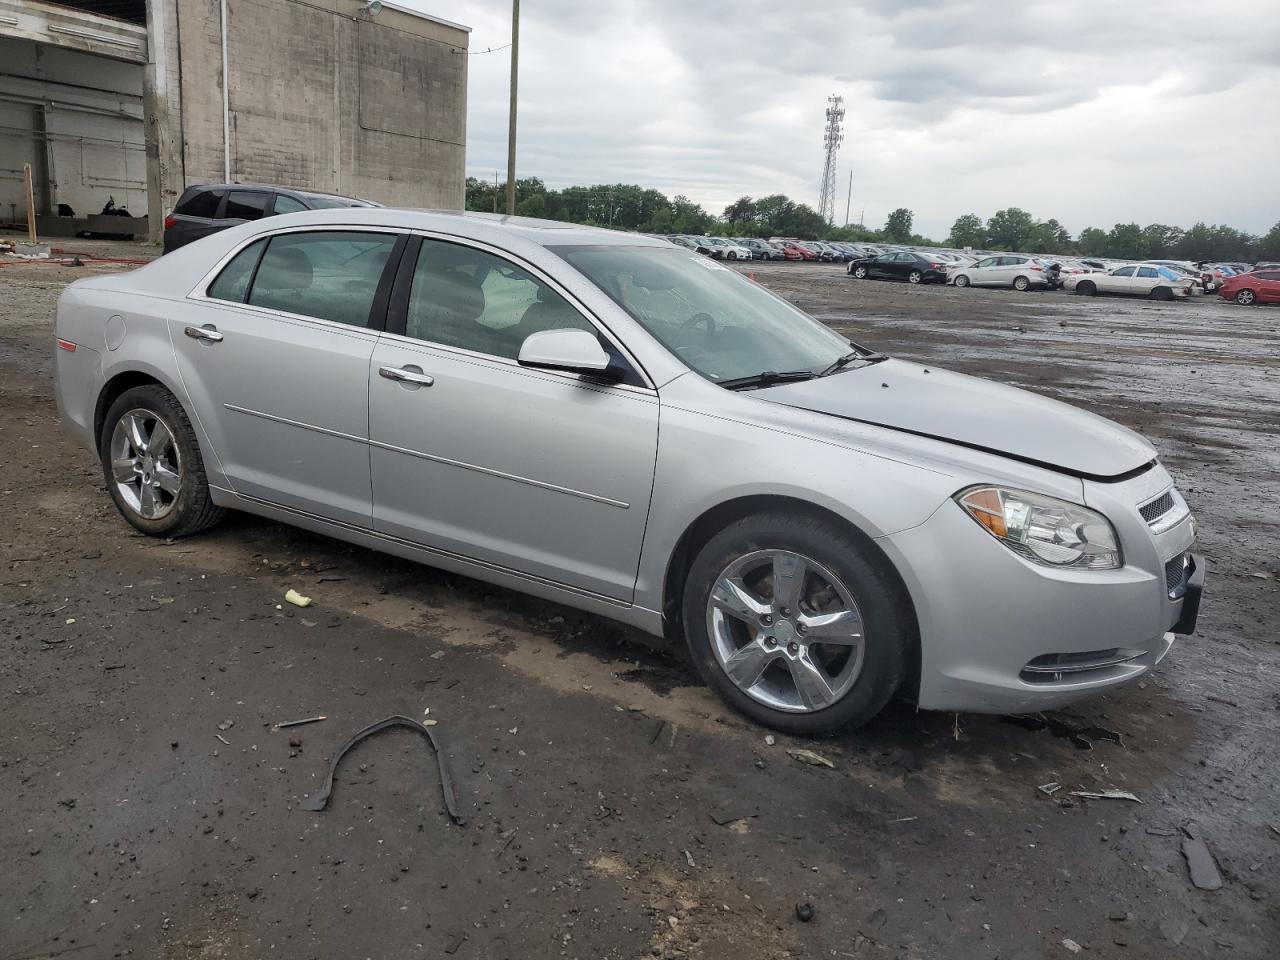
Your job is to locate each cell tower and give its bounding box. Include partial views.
[818,95,844,224]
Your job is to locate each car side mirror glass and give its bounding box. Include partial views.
[518,328,612,377]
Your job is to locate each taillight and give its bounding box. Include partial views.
[930,263,942,269]
[1030,264,1042,271]
[163,215,177,230]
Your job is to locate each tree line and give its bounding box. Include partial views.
[464,177,1280,262]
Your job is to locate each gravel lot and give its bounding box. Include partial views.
[2,242,1277,959]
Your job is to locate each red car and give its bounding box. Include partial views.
[777,241,817,261]
[1218,269,1280,305]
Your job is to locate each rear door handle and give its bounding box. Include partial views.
[378,365,434,387]
[184,324,223,343]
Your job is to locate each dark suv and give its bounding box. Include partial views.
[162,183,377,253]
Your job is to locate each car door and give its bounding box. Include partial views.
[367,235,659,602]
[171,227,403,526]
[1133,265,1161,294]
[1256,271,1280,303]
[1103,266,1136,294]
[969,256,998,285]
[868,254,895,278]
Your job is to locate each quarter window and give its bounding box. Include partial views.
[174,188,223,219]
[207,238,267,303]
[245,231,397,327]
[403,239,594,359]
[272,194,308,215]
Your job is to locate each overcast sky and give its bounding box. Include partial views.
[403,0,1279,238]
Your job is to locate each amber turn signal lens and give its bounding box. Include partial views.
[959,487,1007,537]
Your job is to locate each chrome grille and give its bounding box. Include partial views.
[1140,492,1175,524]
[1165,553,1189,599]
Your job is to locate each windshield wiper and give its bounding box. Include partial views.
[819,348,888,377]
[717,370,818,391]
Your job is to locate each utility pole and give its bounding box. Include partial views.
[493,169,498,213]
[844,169,852,228]
[505,0,520,216]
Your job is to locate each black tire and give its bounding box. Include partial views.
[99,384,225,538]
[1012,275,1031,291]
[681,511,913,736]
[954,274,970,288]
[727,252,738,261]
[907,270,923,284]
[1150,286,1173,301]
[1235,289,1256,305]
[1076,279,1097,297]
[852,265,869,279]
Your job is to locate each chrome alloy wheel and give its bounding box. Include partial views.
[109,408,182,520]
[706,549,866,713]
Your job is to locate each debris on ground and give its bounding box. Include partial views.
[787,748,835,769]
[1002,713,1123,750]
[1038,781,1063,797]
[217,720,235,731]
[684,849,696,868]
[1181,822,1224,890]
[795,902,815,923]
[274,715,326,730]
[1062,937,1083,953]
[764,734,776,746]
[1069,789,1143,803]
[300,714,463,824]
[284,589,312,608]
[215,734,230,745]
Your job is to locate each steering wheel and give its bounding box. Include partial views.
[677,311,717,341]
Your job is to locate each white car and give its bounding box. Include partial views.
[701,237,754,261]
[1064,264,1196,300]
[950,255,1050,291]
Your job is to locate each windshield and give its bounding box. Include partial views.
[554,244,854,382]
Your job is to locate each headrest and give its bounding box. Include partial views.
[256,244,313,291]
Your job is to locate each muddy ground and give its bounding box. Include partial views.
[1,242,1277,959]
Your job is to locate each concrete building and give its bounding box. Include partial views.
[1,0,468,242]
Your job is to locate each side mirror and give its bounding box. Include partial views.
[518,328,612,376]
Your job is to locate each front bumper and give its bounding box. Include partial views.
[879,472,1201,714]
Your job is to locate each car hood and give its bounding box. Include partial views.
[753,359,1156,480]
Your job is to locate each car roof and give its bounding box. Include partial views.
[226,207,675,251]
[189,182,377,206]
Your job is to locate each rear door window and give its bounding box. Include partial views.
[1112,267,1136,277]
[1136,267,1159,278]
[224,191,270,221]
[174,188,224,219]
[245,231,398,327]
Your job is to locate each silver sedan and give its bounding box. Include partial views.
[53,209,1203,735]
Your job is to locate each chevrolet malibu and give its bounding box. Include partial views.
[53,210,1204,735]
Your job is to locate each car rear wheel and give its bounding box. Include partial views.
[1076,280,1097,297]
[100,384,224,538]
[907,270,923,284]
[682,512,911,735]
[1013,275,1031,291]
[1149,286,1174,301]
[954,274,970,287]
[1235,289,1256,305]
[852,265,868,279]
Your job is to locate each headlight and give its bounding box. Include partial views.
[955,486,1122,570]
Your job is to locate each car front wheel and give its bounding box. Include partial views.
[682,512,912,735]
[1235,289,1256,305]
[852,265,868,279]
[100,384,225,538]
[954,274,970,287]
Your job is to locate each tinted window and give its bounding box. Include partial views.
[1112,267,1136,277]
[1256,271,1280,281]
[1136,266,1159,278]
[305,195,365,210]
[975,257,996,267]
[404,239,594,359]
[272,194,308,215]
[247,231,396,327]
[207,238,267,303]
[224,191,269,221]
[174,188,224,219]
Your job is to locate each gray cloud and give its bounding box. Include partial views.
[402,0,1280,236]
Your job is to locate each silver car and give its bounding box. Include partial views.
[53,210,1203,735]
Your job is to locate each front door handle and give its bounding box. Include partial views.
[184,324,223,343]
[378,365,434,387]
